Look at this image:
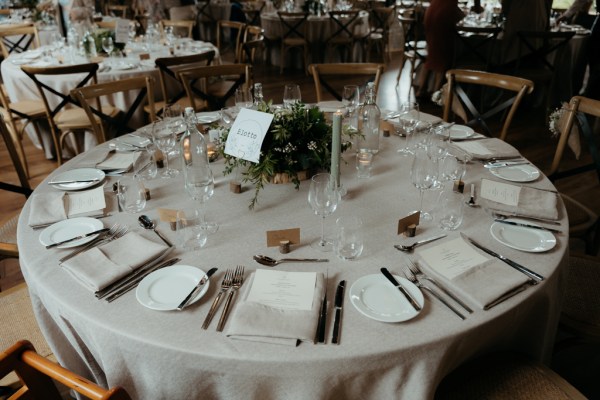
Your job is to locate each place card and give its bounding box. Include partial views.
[480,179,521,207]
[397,211,420,235]
[139,53,150,60]
[115,19,130,44]
[418,237,489,280]
[65,187,106,217]
[245,269,316,311]
[157,208,178,223]
[266,228,300,247]
[224,108,274,163]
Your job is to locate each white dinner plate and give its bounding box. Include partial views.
[350,274,424,323]
[49,168,106,191]
[490,218,556,252]
[136,265,210,311]
[39,217,104,249]
[448,124,475,140]
[196,111,221,124]
[489,164,541,183]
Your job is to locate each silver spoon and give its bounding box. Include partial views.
[253,255,329,267]
[394,234,447,252]
[138,215,172,247]
[466,184,479,207]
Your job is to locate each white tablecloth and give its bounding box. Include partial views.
[17,124,568,399]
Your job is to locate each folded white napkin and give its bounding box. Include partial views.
[480,182,559,221]
[226,272,325,346]
[28,189,107,227]
[61,232,170,292]
[28,192,67,227]
[451,138,521,160]
[317,101,344,113]
[79,149,139,171]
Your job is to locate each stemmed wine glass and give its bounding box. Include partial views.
[411,146,436,221]
[308,173,341,251]
[342,85,360,115]
[283,84,301,109]
[102,36,114,65]
[398,101,420,156]
[152,120,179,178]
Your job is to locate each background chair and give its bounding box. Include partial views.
[277,11,309,74]
[396,8,427,89]
[0,24,40,59]
[216,20,246,63]
[453,25,502,71]
[72,76,157,142]
[325,10,360,63]
[442,69,534,142]
[105,4,129,18]
[0,340,132,399]
[95,20,117,30]
[178,63,253,111]
[365,5,395,62]
[159,19,195,39]
[239,25,265,64]
[309,63,384,103]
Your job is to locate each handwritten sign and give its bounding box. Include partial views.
[115,19,130,44]
[224,108,273,163]
[480,179,521,207]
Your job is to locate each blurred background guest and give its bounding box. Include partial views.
[500,0,552,63]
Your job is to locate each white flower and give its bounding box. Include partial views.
[548,107,564,137]
[431,90,444,106]
[307,141,317,151]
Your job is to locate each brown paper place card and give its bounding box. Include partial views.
[266,228,300,247]
[157,208,179,223]
[139,53,150,60]
[397,211,420,235]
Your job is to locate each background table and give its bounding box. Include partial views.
[17,126,568,399]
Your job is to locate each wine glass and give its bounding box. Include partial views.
[283,84,301,110]
[102,36,114,58]
[342,85,360,116]
[184,162,218,233]
[235,87,253,111]
[152,120,179,178]
[411,146,435,221]
[308,173,341,251]
[398,101,420,156]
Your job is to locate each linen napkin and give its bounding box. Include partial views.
[226,271,325,346]
[28,187,107,227]
[61,232,170,292]
[317,101,344,113]
[451,138,521,160]
[479,179,559,221]
[417,238,531,310]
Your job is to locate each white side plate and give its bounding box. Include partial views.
[490,219,556,252]
[448,124,475,140]
[49,168,105,191]
[39,217,104,249]
[489,164,541,183]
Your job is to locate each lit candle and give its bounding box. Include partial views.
[331,110,342,188]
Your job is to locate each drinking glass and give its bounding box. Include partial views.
[184,162,218,233]
[308,173,341,251]
[397,101,420,155]
[334,216,364,260]
[342,85,360,115]
[283,84,301,109]
[235,87,253,110]
[152,120,178,178]
[102,36,114,56]
[133,144,158,181]
[438,186,465,230]
[176,208,208,250]
[117,175,146,213]
[411,146,435,221]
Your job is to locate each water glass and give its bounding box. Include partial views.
[356,150,373,179]
[342,85,360,115]
[176,208,208,250]
[235,87,253,110]
[283,84,301,109]
[438,188,465,230]
[397,102,420,155]
[334,216,364,260]
[117,176,146,213]
[152,120,178,178]
[133,144,158,181]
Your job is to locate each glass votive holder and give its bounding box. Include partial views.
[356,150,373,179]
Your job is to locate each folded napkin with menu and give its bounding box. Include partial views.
[417,237,531,310]
[79,149,140,172]
[226,270,325,346]
[478,178,559,220]
[61,232,170,292]
[450,138,521,160]
[317,101,344,113]
[28,187,107,227]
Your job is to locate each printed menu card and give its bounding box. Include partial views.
[246,270,316,311]
[418,237,489,280]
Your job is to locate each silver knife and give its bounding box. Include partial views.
[176,267,218,310]
[493,219,562,234]
[381,268,422,311]
[484,161,530,168]
[45,228,110,249]
[331,280,346,345]
[460,233,544,283]
[48,178,101,185]
[315,271,328,344]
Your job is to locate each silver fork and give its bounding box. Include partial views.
[407,259,473,314]
[403,267,466,320]
[58,225,128,264]
[202,269,233,330]
[217,266,245,332]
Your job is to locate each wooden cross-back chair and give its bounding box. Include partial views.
[216,20,245,63]
[442,69,534,142]
[325,10,360,63]
[396,7,427,87]
[197,0,218,41]
[240,0,265,26]
[240,25,264,64]
[308,63,384,103]
[160,19,195,39]
[277,11,309,73]
[148,50,216,117]
[453,25,502,71]
[365,5,395,62]
[0,340,132,399]
[21,63,114,165]
[71,76,157,142]
[178,63,253,111]
[0,24,40,59]
[105,4,129,18]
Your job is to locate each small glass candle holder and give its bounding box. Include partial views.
[356,150,373,179]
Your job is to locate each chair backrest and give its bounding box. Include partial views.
[308,63,384,102]
[105,4,129,18]
[326,10,360,45]
[0,24,40,59]
[277,11,309,42]
[216,20,246,63]
[0,340,132,400]
[515,30,575,74]
[71,76,156,142]
[240,0,265,25]
[367,5,394,36]
[442,69,534,141]
[0,114,31,197]
[155,50,216,111]
[240,25,264,63]
[160,19,195,38]
[453,25,502,70]
[178,63,253,111]
[548,95,600,183]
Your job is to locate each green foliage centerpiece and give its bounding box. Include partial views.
[218,101,358,209]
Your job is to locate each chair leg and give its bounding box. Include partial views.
[280,45,285,74]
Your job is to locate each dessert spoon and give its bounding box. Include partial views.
[253,255,328,267]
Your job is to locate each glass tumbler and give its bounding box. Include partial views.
[334,216,364,260]
[117,176,147,213]
[438,188,465,231]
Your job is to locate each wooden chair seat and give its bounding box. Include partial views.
[55,106,117,129]
[3,99,46,117]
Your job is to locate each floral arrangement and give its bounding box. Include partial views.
[548,106,566,137]
[217,101,358,209]
[431,89,444,106]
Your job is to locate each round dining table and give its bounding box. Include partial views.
[17,112,568,400]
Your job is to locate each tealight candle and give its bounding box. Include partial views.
[356,150,373,179]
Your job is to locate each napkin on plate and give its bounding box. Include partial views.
[79,149,140,172]
[226,272,325,346]
[61,232,170,292]
[479,179,559,221]
[450,138,520,160]
[28,188,107,227]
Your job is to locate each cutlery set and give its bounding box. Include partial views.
[202,266,245,332]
